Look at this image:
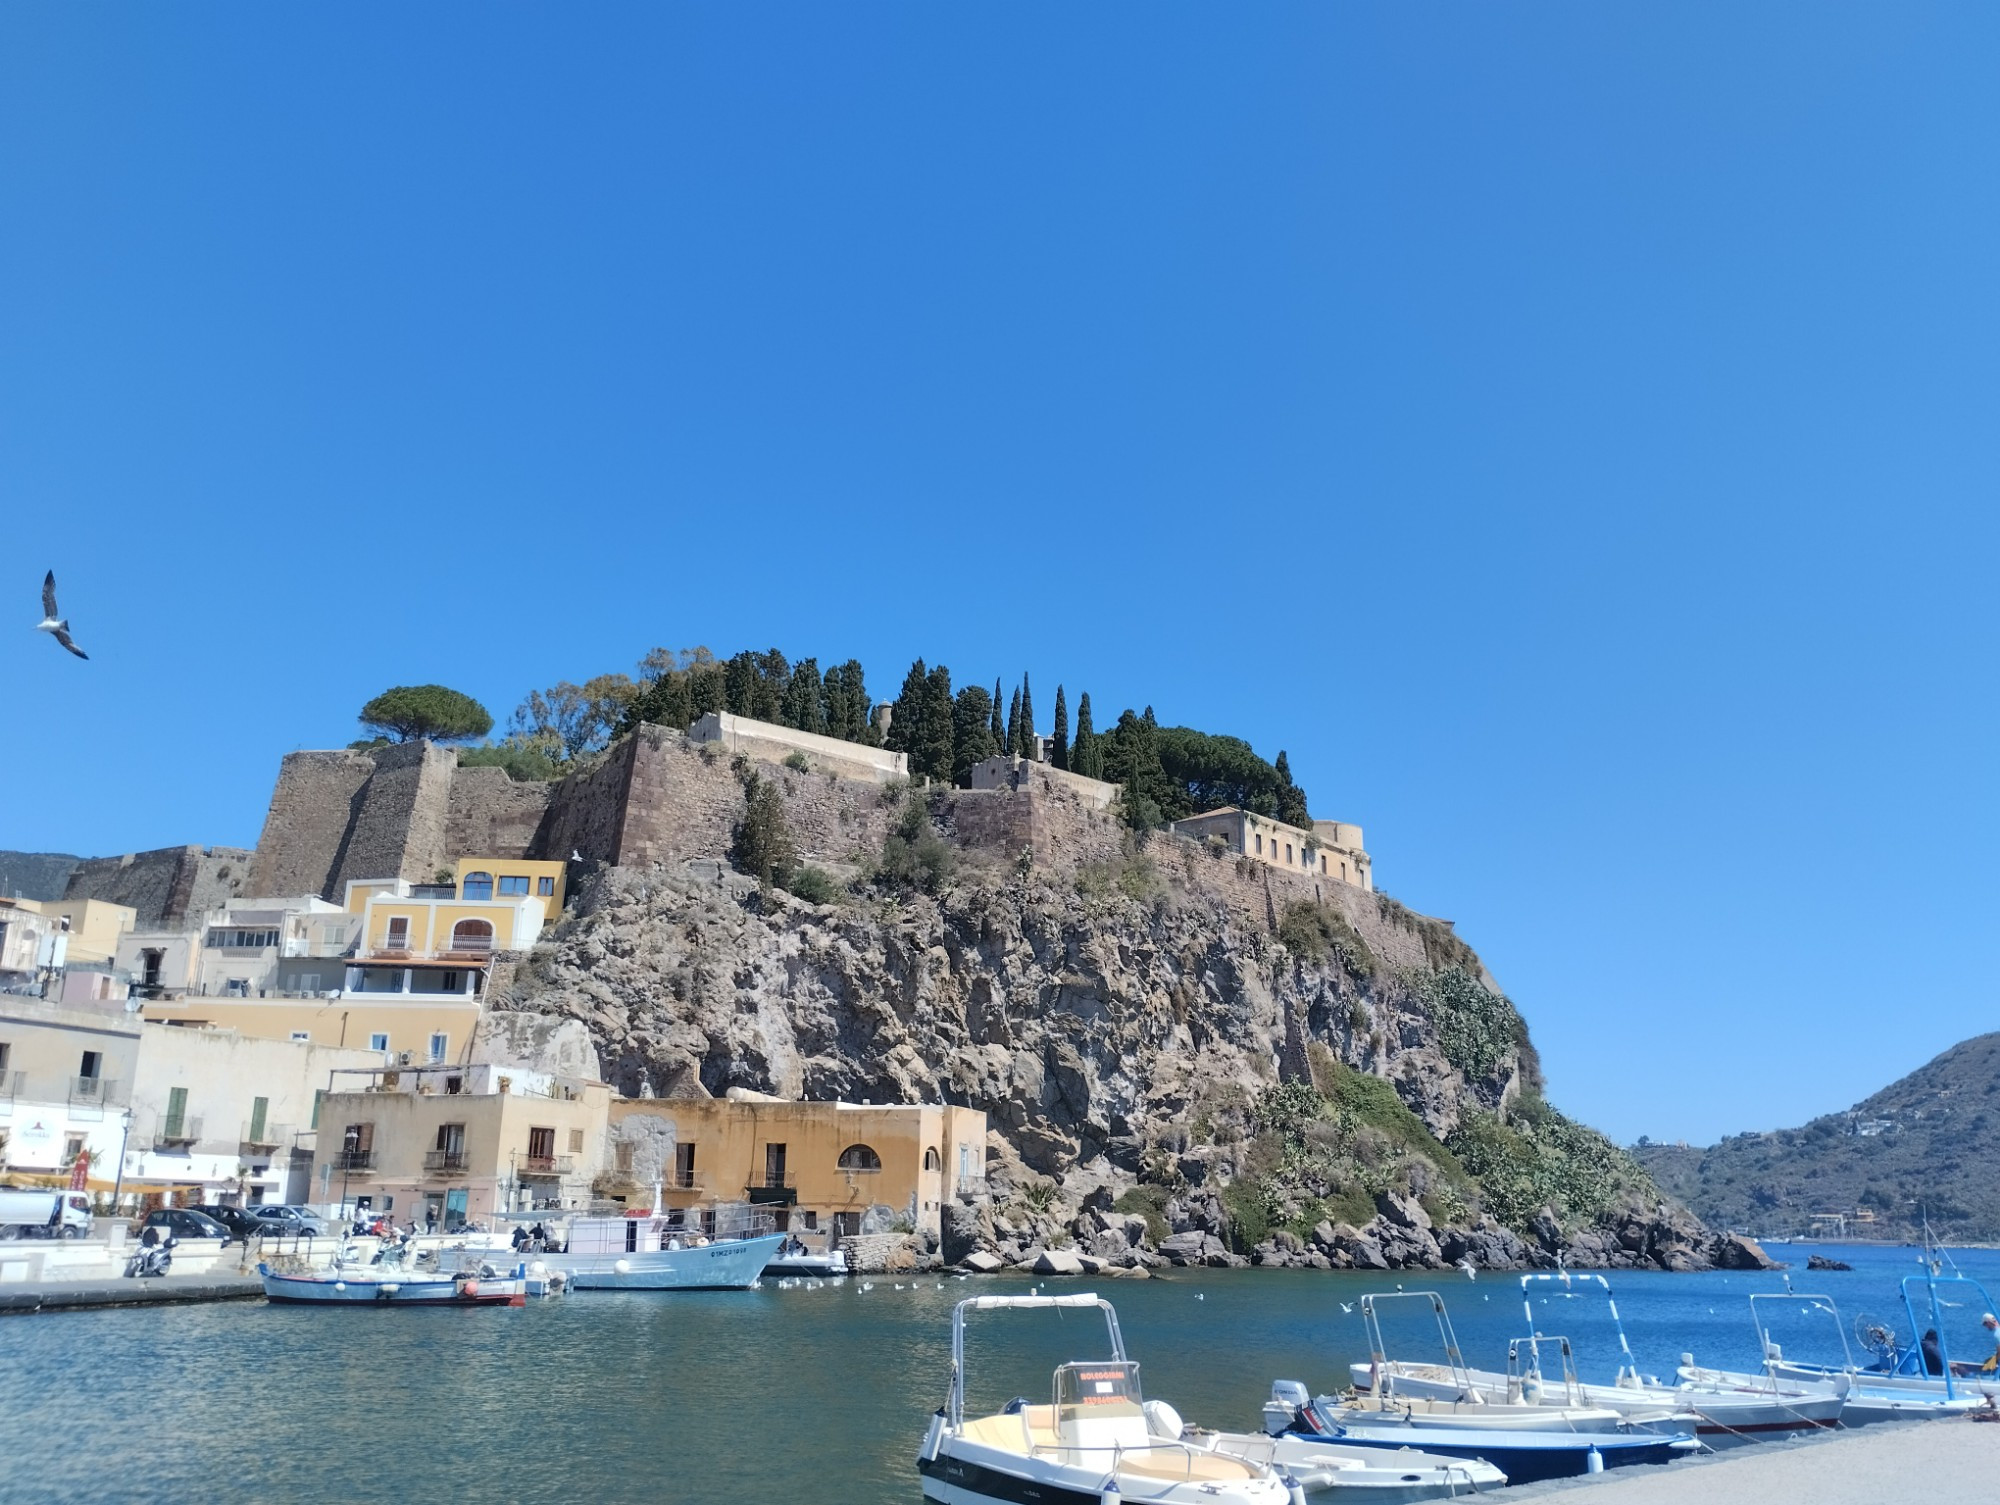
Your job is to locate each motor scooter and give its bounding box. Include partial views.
[123,1233,176,1279]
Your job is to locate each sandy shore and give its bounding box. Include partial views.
[1506,1418,1997,1502]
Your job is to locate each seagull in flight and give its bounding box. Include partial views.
[1456,1258,1479,1280]
[36,571,88,659]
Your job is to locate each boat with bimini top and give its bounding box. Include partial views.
[918,1293,1296,1505]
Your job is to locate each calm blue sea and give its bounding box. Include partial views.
[0,1241,1993,1504]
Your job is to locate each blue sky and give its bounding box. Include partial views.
[3,6,1994,1147]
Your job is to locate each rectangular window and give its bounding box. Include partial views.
[802,1210,818,1231]
[568,1129,584,1153]
[1284,843,1293,864]
[369,1033,390,1052]
[765,1142,788,1187]
[675,1141,696,1187]
[290,1030,312,1043]
[248,1097,268,1143]
[436,1122,466,1155]
[497,875,530,897]
[79,1050,102,1080]
[428,1033,448,1063]
[528,1126,555,1159]
[537,876,555,896]
[385,917,409,948]
[1254,834,1263,855]
[164,1086,188,1138]
[0,1043,10,1076]
[1320,855,1328,874]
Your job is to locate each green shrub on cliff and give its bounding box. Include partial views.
[1415,967,1529,1080]
[1277,901,1378,978]
[1448,1094,1650,1232]
[732,771,796,889]
[876,791,954,893]
[458,739,561,782]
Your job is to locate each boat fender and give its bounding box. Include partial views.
[1098,1477,1120,1505]
[1585,1448,1603,1475]
[460,1279,479,1297]
[921,1410,945,1464]
[1284,1475,1308,1505]
[613,1259,631,1276]
[1142,1400,1183,1441]
[379,1283,400,1297]
[332,1281,346,1293]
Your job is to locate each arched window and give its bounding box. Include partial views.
[837,1143,882,1172]
[450,918,495,954]
[923,1147,940,1171]
[461,871,493,901]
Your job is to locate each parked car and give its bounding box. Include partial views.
[138,1208,233,1244]
[189,1204,264,1239]
[248,1205,325,1237]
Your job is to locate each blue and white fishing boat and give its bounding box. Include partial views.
[1351,1275,1842,1446]
[1754,1274,2000,1414]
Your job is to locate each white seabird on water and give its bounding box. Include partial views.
[36,571,87,659]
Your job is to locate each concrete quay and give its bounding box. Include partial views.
[1509,1417,1998,1503]
[0,1271,263,1314]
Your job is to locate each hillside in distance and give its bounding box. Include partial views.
[1635,1032,2000,1241]
[0,850,80,901]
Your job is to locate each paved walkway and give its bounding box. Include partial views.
[1508,1418,1998,1502]
[0,1272,263,1314]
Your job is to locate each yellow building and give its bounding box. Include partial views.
[310,1062,610,1227]
[1172,807,1373,891]
[140,993,483,1065]
[17,897,138,967]
[604,1091,987,1240]
[453,856,568,916]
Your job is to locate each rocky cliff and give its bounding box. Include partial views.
[494,760,1740,1274]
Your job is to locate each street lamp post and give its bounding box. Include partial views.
[110,1109,133,1212]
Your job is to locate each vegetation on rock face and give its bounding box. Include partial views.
[730,770,797,890]
[1448,1094,1647,1232]
[1416,967,1531,1080]
[357,684,493,744]
[1278,900,1378,979]
[874,790,954,893]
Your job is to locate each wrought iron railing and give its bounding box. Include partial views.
[519,1154,574,1177]
[423,1149,469,1173]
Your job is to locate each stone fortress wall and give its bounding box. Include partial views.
[62,844,254,929]
[245,714,1416,974]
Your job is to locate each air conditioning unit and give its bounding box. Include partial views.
[398,1051,413,1066]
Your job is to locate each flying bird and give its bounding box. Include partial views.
[1456,1258,1479,1280]
[36,572,87,659]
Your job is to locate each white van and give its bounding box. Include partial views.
[0,1189,94,1239]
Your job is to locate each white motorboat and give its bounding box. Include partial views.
[531,1192,785,1291]
[1350,1277,1841,1446]
[763,1235,848,1277]
[1184,1418,1507,1501]
[917,1293,1296,1505]
[1715,1288,1998,1422]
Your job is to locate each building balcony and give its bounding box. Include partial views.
[664,1169,707,1192]
[241,1121,290,1154]
[69,1075,117,1105]
[154,1117,202,1149]
[423,1149,470,1173]
[356,942,497,965]
[518,1154,574,1178]
[747,1173,796,1207]
[333,1149,376,1171]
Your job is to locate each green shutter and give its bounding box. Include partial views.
[310,1089,324,1129]
[249,1097,268,1143]
[164,1086,187,1138]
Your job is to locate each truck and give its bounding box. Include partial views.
[0,1189,94,1239]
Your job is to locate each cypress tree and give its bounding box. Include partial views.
[1274,750,1311,829]
[782,657,826,735]
[1006,687,1021,756]
[991,679,1006,748]
[885,659,927,757]
[723,651,758,716]
[1050,685,1069,770]
[951,686,998,785]
[1017,674,1036,760]
[752,649,789,723]
[1072,693,1101,780]
[917,664,955,783]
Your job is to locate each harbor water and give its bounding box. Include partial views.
[1,1241,1993,1503]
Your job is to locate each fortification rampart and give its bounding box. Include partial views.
[63,845,252,929]
[688,711,905,784]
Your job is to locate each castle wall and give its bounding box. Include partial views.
[687,711,905,784]
[968,755,1119,811]
[247,751,378,900]
[63,845,252,929]
[324,741,458,896]
[445,764,553,860]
